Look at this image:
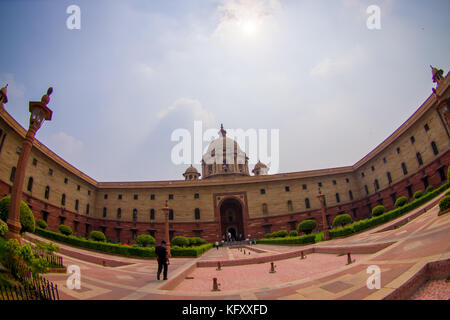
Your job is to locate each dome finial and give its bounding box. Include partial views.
[219,123,227,137]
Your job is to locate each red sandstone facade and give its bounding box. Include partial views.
[0,71,449,244]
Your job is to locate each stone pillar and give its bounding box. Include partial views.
[317,189,329,241]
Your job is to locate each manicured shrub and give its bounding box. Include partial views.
[90,231,106,242]
[413,190,424,199]
[332,214,353,227]
[289,230,298,237]
[58,224,72,236]
[0,196,35,233]
[187,237,206,246]
[37,219,48,229]
[0,221,8,237]
[171,236,189,247]
[298,220,317,235]
[395,196,408,208]
[170,243,213,257]
[35,241,59,254]
[271,230,288,238]
[372,205,385,217]
[439,196,450,213]
[425,185,434,194]
[135,234,155,247]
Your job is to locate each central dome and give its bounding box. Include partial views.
[201,124,249,179]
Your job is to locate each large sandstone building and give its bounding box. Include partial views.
[0,68,449,243]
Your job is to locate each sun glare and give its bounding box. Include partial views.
[241,19,259,36]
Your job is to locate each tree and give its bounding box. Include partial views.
[135,234,156,247]
[332,214,353,227]
[0,195,35,233]
[298,220,317,235]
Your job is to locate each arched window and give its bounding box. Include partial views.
[103,207,107,218]
[374,179,380,191]
[133,208,138,221]
[348,190,354,201]
[44,186,50,199]
[61,194,66,206]
[387,172,392,184]
[305,198,310,209]
[287,200,293,212]
[86,204,90,215]
[336,193,340,203]
[27,177,34,192]
[401,163,408,175]
[431,141,439,155]
[262,203,268,215]
[416,152,423,166]
[150,209,155,220]
[195,208,200,220]
[117,208,122,219]
[75,199,79,211]
[10,167,16,182]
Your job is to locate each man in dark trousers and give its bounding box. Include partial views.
[155,240,169,280]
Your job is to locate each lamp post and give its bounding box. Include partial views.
[317,188,329,241]
[161,200,171,257]
[6,88,53,244]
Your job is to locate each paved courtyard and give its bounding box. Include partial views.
[31,196,450,300]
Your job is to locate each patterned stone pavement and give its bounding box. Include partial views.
[36,198,449,300]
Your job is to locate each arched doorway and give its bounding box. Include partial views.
[220,197,244,241]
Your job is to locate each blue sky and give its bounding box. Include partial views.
[0,0,449,181]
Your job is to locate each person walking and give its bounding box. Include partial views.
[155,240,169,280]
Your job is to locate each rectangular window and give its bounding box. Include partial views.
[410,136,415,144]
[64,178,68,184]
[77,185,81,191]
[302,184,307,190]
[32,158,38,166]
[118,194,122,200]
[195,208,200,220]
[431,141,439,155]
[75,200,79,211]
[104,194,108,200]
[333,180,337,185]
[335,193,340,203]
[194,193,199,199]
[365,185,369,195]
[48,169,53,176]
[397,147,401,154]
[371,166,375,172]
[318,182,322,187]
[424,124,429,132]
[168,194,173,200]
[349,190,354,201]
[150,209,155,220]
[260,189,266,195]
[374,179,380,191]
[86,204,90,215]
[134,194,138,200]
[285,186,290,192]
[169,209,174,220]
[150,194,155,200]
[346,178,350,183]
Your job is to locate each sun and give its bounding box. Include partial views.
[241,19,259,36]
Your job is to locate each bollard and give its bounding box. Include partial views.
[216,261,222,271]
[212,278,221,291]
[300,251,307,260]
[102,260,106,267]
[243,250,246,254]
[346,252,355,265]
[269,262,276,273]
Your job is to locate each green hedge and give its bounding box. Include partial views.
[90,231,106,242]
[414,190,424,199]
[170,243,213,257]
[34,227,212,258]
[58,224,72,236]
[257,234,316,245]
[330,183,449,239]
[439,196,450,213]
[395,196,408,207]
[372,205,385,217]
[37,219,48,230]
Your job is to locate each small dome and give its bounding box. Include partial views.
[183,165,200,180]
[252,160,269,176]
[185,165,199,174]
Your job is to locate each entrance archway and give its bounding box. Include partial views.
[220,198,244,241]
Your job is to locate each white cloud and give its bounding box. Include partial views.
[49,132,84,157]
[157,98,216,127]
[134,62,155,79]
[310,46,366,77]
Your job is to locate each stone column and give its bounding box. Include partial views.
[317,189,329,241]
